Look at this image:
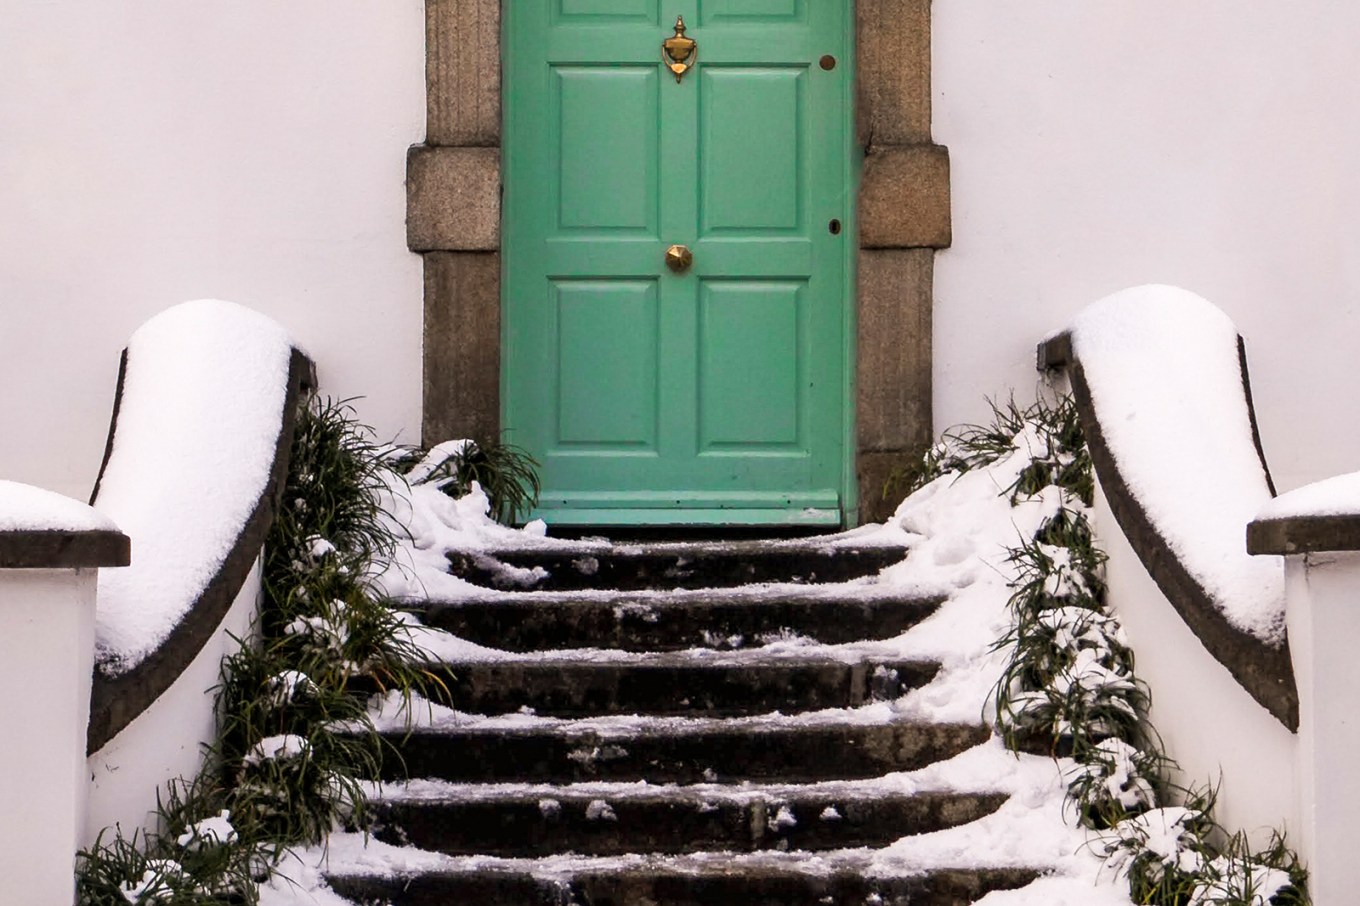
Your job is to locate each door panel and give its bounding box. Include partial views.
[505,1,852,526]
[554,280,660,448]
[697,0,804,25]
[557,0,661,22]
[556,68,659,232]
[700,67,804,232]
[698,281,804,449]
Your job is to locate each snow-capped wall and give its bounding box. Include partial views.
[1094,489,1299,847]
[933,2,1360,494]
[0,0,424,500]
[86,562,260,845]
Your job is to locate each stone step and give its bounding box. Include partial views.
[369,785,1008,857]
[328,865,1041,906]
[412,591,942,652]
[446,540,908,591]
[379,719,991,785]
[421,656,937,718]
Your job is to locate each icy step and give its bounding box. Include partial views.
[369,784,1008,858]
[378,718,991,785]
[447,540,908,591]
[327,864,1040,906]
[417,655,938,718]
[411,589,942,652]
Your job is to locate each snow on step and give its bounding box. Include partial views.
[367,782,1009,857]
[445,540,910,592]
[409,653,940,718]
[374,715,992,786]
[410,586,945,652]
[326,861,1041,906]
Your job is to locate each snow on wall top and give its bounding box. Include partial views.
[93,300,293,672]
[0,480,119,533]
[1256,470,1360,521]
[1069,284,1285,645]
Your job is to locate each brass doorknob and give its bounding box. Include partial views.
[665,244,693,273]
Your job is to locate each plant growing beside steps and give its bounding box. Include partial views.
[77,398,449,904]
[903,396,1307,906]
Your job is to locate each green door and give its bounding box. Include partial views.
[503,1,854,527]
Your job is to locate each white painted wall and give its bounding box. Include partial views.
[933,1,1360,494]
[86,560,260,845]
[1281,549,1360,903]
[0,0,426,500]
[0,567,100,904]
[1093,482,1299,844]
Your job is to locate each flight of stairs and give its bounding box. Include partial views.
[327,539,1044,905]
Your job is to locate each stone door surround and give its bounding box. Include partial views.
[408,0,949,524]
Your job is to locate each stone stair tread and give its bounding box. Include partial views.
[376,715,993,784]
[447,541,909,591]
[411,654,938,718]
[326,859,1043,906]
[411,588,944,652]
[368,781,1011,857]
[425,649,933,667]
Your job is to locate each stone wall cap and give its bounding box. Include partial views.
[1249,471,1360,555]
[0,481,130,568]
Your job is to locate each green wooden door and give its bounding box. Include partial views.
[503,1,854,526]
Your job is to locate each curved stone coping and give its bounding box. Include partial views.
[1038,331,1299,731]
[85,347,314,754]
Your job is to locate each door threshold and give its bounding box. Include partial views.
[527,507,844,529]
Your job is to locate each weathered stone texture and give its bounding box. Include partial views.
[858,451,926,526]
[856,0,931,148]
[859,145,951,249]
[856,248,933,453]
[408,145,501,251]
[423,252,501,446]
[427,0,501,146]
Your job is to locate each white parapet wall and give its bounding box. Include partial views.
[85,559,260,843]
[0,481,129,904]
[1093,479,1299,842]
[1043,286,1303,845]
[1249,469,1360,903]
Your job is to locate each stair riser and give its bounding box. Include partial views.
[329,868,1041,906]
[448,545,906,592]
[370,792,1008,857]
[414,597,942,652]
[380,723,991,784]
[431,660,936,718]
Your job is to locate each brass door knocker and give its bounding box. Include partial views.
[663,16,696,83]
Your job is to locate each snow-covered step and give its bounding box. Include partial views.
[447,540,908,591]
[327,863,1040,906]
[421,654,938,718]
[411,589,942,652]
[368,784,1009,857]
[378,718,991,785]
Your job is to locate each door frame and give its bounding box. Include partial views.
[410,0,950,525]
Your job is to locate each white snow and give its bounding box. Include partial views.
[176,810,238,850]
[1067,285,1285,644]
[245,733,310,766]
[0,479,119,533]
[1255,468,1360,522]
[92,299,294,671]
